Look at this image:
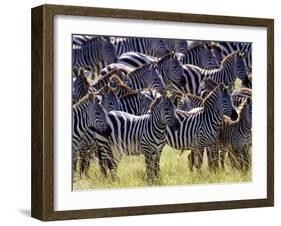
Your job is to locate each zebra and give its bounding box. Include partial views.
[72,68,95,104]
[180,51,250,95]
[166,83,238,171]
[124,63,166,93]
[219,97,252,171]
[117,52,157,70]
[95,92,180,180]
[72,93,112,176]
[211,41,252,73]
[165,39,188,53]
[114,37,170,57]
[97,85,121,111]
[119,90,154,115]
[177,43,220,69]
[72,36,117,78]
[231,88,252,107]
[72,35,93,47]
[155,52,185,91]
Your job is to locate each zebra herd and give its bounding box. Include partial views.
[72,35,252,183]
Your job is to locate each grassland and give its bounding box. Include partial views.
[73,145,251,190]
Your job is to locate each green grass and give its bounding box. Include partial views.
[73,145,251,190]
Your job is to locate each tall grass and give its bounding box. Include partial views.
[73,145,251,190]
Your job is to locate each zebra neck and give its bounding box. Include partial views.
[156,59,171,84]
[239,112,251,134]
[150,108,167,131]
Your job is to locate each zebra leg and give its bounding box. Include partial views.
[72,150,78,180]
[206,147,213,169]
[153,150,163,180]
[97,147,108,178]
[240,145,250,172]
[197,148,204,170]
[220,147,226,169]
[188,150,195,172]
[144,151,154,181]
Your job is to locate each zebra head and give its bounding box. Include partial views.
[199,78,219,98]
[202,44,221,69]
[98,85,121,111]
[204,84,238,121]
[138,92,154,114]
[87,93,112,136]
[238,97,252,127]
[220,84,239,120]
[72,68,91,104]
[233,51,251,88]
[151,39,170,57]
[98,37,117,64]
[166,53,186,86]
[158,92,180,131]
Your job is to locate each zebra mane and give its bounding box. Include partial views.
[127,63,155,77]
[157,52,178,65]
[73,93,97,108]
[119,90,140,99]
[183,94,203,105]
[220,50,240,66]
[94,68,124,83]
[149,96,162,111]
[202,83,223,108]
[98,85,115,94]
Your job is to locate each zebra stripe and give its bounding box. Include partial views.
[116,52,157,70]
[178,43,220,69]
[72,37,117,78]
[119,91,154,115]
[124,63,166,92]
[115,37,170,57]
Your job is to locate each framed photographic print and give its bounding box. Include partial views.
[31,4,274,221]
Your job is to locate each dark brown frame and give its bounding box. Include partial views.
[31,4,274,221]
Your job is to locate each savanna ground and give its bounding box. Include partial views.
[73,79,251,190]
[73,145,252,190]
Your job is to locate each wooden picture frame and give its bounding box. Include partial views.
[31,4,274,221]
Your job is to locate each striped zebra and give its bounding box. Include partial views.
[211,41,252,73]
[97,85,121,111]
[219,97,252,171]
[117,52,157,70]
[155,53,185,91]
[177,43,220,69]
[95,92,180,180]
[72,93,112,175]
[72,36,117,78]
[166,84,238,171]
[115,37,170,57]
[165,39,188,53]
[119,90,154,115]
[124,63,166,92]
[231,88,252,107]
[180,51,250,95]
[72,68,95,104]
